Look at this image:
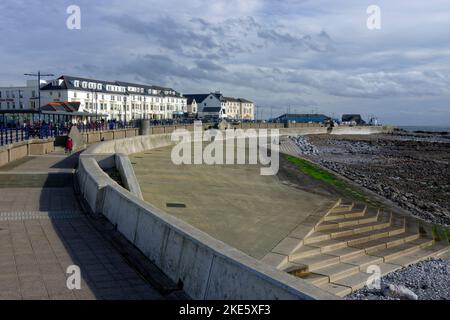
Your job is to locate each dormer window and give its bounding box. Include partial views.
[74,80,80,87]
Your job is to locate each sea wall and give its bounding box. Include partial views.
[77,132,338,300]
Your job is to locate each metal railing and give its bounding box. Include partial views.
[0,121,138,147]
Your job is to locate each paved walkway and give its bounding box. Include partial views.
[0,151,166,300]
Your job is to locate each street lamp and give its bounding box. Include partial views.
[24,71,54,123]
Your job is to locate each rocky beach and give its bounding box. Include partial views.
[289,129,450,299]
[292,130,450,226]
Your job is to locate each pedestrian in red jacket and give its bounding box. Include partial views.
[66,137,74,155]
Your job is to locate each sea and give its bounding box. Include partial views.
[399,126,450,133]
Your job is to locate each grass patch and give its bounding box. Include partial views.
[285,155,379,205]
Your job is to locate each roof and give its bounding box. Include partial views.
[223,96,240,103]
[201,107,222,113]
[276,113,330,120]
[184,94,210,105]
[238,98,254,104]
[183,94,211,105]
[42,101,81,112]
[185,93,253,104]
[40,75,183,98]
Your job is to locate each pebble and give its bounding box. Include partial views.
[347,259,450,300]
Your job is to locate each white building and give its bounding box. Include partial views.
[0,80,40,111]
[0,75,187,123]
[184,92,255,120]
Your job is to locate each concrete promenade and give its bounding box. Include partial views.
[131,144,335,260]
[0,151,166,300]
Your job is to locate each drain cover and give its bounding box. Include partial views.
[166,203,186,208]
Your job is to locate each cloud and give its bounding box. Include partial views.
[1,0,450,124]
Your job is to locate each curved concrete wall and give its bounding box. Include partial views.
[77,132,338,300]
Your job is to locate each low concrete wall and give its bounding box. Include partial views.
[115,153,143,200]
[9,144,28,162]
[87,132,101,144]
[100,131,114,141]
[77,133,338,300]
[29,140,55,155]
[0,149,8,167]
[0,138,55,167]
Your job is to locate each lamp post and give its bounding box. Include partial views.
[123,96,127,125]
[24,71,54,123]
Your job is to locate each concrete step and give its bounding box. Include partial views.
[323,205,367,221]
[305,221,397,244]
[369,238,435,262]
[307,238,349,253]
[317,213,378,231]
[341,254,384,272]
[312,262,360,282]
[290,253,340,270]
[288,199,449,298]
[343,226,405,245]
[323,246,365,261]
[317,282,352,297]
[349,232,421,254]
[388,243,450,267]
[325,246,449,297]
[308,226,408,252]
[331,271,372,293]
[328,204,354,214]
[289,245,322,260]
[299,273,330,286]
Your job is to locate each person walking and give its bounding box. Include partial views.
[65,136,74,156]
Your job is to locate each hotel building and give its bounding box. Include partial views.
[0,75,187,124]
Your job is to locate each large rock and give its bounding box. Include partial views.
[382,284,418,300]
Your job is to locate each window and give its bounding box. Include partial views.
[73,92,77,98]
[32,90,36,98]
[74,80,80,87]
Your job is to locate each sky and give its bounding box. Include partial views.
[0,0,450,125]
